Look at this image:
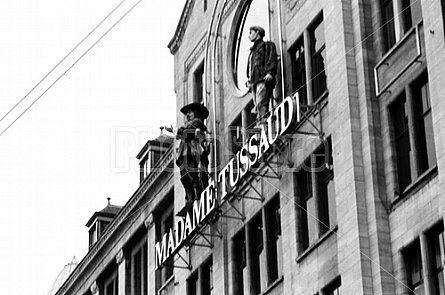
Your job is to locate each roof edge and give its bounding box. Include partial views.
[167,0,195,54]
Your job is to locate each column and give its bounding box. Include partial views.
[116,249,129,295]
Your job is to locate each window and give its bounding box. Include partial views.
[310,18,327,100]
[322,277,342,295]
[187,258,213,295]
[380,0,422,53]
[232,0,269,92]
[390,74,436,192]
[131,239,148,295]
[400,223,445,295]
[405,241,425,295]
[187,273,198,295]
[155,196,174,292]
[233,230,247,295]
[295,138,335,253]
[232,195,282,295]
[201,259,213,295]
[429,223,445,295]
[401,0,422,33]
[290,38,307,108]
[194,64,205,104]
[381,0,397,52]
[289,15,327,108]
[104,270,118,295]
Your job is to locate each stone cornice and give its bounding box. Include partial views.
[168,0,195,54]
[56,147,175,295]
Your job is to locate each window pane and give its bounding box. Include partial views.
[233,0,269,91]
[202,259,213,295]
[266,197,281,284]
[234,230,246,295]
[250,214,263,294]
[382,0,396,51]
[402,0,422,32]
[290,40,308,108]
[392,97,412,190]
[311,19,327,100]
[413,79,436,173]
[188,273,198,295]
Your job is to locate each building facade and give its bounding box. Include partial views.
[55,0,445,294]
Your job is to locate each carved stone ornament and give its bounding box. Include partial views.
[116,249,126,265]
[90,281,99,295]
[145,213,155,229]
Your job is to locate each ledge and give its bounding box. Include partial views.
[262,276,284,295]
[295,226,338,263]
[390,166,438,211]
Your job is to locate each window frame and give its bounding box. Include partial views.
[389,73,436,195]
[130,237,148,295]
[289,14,327,110]
[295,138,335,255]
[231,195,283,295]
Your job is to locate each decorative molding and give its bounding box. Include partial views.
[168,0,196,54]
[57,148,175,295]
[184,36,207,74]
[90,281,99,295]
[222,0,239,20]
[145,213,155,229]
[116,249,126,265]
[283,0,305,11]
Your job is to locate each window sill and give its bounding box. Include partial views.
[391,166,438,211]
[295,226,338,263]
[261,276,284,295]
[158,275,175,295]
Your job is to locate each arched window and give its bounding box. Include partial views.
[232,0,269,92]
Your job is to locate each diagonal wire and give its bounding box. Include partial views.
[0,0,128,124]
[0,0,144,138]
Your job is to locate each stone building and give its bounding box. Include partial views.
[55,0,445,294]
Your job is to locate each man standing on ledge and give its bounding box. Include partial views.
[246,25,277,123]
[175,103,210,203]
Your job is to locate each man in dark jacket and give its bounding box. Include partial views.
[246,25,277,122]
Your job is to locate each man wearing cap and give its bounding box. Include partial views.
[246,25,277,122]
[175,103,210,202]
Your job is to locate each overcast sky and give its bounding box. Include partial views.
[0,1,185,294]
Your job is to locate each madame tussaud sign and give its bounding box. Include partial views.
[155,94,300,269]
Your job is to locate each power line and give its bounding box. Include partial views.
[0,0,143,138]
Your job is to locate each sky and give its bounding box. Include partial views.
[0,1,185,294]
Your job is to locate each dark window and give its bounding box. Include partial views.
[194,64,205,104]
[323,277,342,295]
[201,259,213,295]
[430,224,445,295]
[250,214,263,295]
[295,138,335,252]
[104,271,118,295]
[155,196,174,293]
[204,0,207,12]
[289,15,327,108]
[187,273,198,295]
[290,38,308,108]
[266,197,282,284]
[310,18,327,100]
[233,195,282,294]
[392,96,412,190]
[233,230,246,295]
[132,240,148,295]
[381,0,396,52]
[405,241,425,295]
[402,0,422,33]
[390,74,436,192]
